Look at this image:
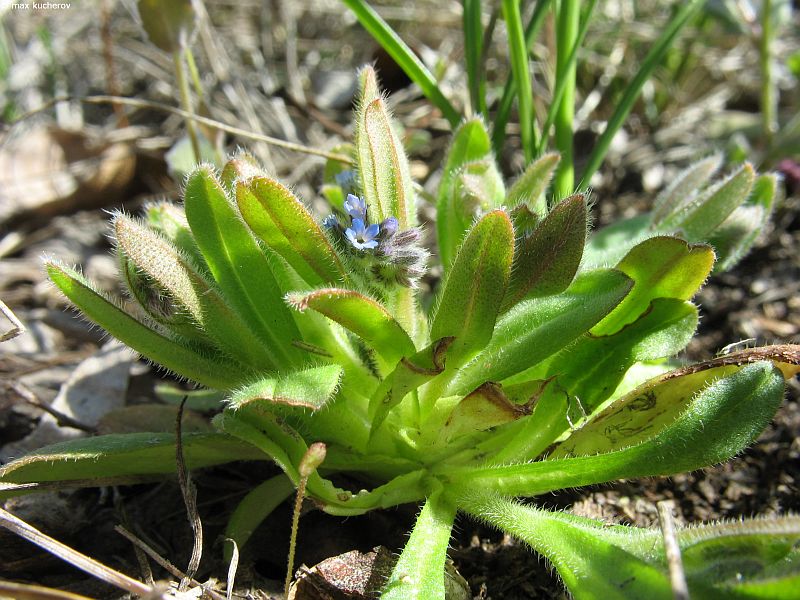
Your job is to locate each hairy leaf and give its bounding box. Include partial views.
[503,192,586,309]
[288,288,415,364]
[237,176,345,286]
[184,166,302,368]
[450,269,633,395]
[431,210,514,367]
[47,262,243,390]
[593,236,713,335]
[227,365,343,412]
[0,432,264,499]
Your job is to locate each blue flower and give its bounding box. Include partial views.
[344,194,367,221]
[322,214,339,229]
[379,216,399,239]
[345,218,381,250]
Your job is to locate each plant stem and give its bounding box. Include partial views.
[173,48,201,163]
[553,0,580,197]
[759,0,777,145]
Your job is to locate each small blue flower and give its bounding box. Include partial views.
[345,218,381,250]
[379,216,399,239]
[344,194,368,221]
[322,214,339,229]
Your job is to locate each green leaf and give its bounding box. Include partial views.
[439,382,532,444]
[553,298,697,413]
[430,210,514,367]
[551,345,800,459]
[381,488,457,600]
[114,214,276,369]
[503,193,586,310]
[224,474,294,561]
[144,201,207,270]
[154,384,225,411]
[227,365,343,413]
[492,298,697,464]
[506,152,560,218]
[438,159,506,270]
[237,177,346,286]
[0,432,264,499]
[287,288,415,364]
[593,236,714,335]
[183,166,302,369]
[710,173,779,272]
[136,0,196,53]
[664,163,756,240]
[449,359,789,496]
[461,496,800,600]
[651,154,723,225]
[47,262,243,390]
[436,118,497,267]
[583,214,652,268]
[369,337,454,435]
[450,269,633,395]
[354,76,416,228]
[460,495,673,600]
[680,518,800,592]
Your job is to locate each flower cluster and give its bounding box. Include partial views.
[323,194,427,288]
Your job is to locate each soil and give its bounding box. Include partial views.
[1,2,798,598]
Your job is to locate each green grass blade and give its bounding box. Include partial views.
[341,0,460,127]
[552,0,580,196]
[492,0,552,155]
[47,262,244,390]
[579,0,705,188]
[463,0,487,115]
[501,0,536,162]
[537,0,598,157]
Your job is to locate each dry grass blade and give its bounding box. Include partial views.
[0,507,155,597]
[0,579,93,599]
[225,539,239,600]
[657,500,689,600]
[6,96,354,164]
[175,397,203,592]
[114,525,227,600]
[8,381,94,433]
[0,299,25,342]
